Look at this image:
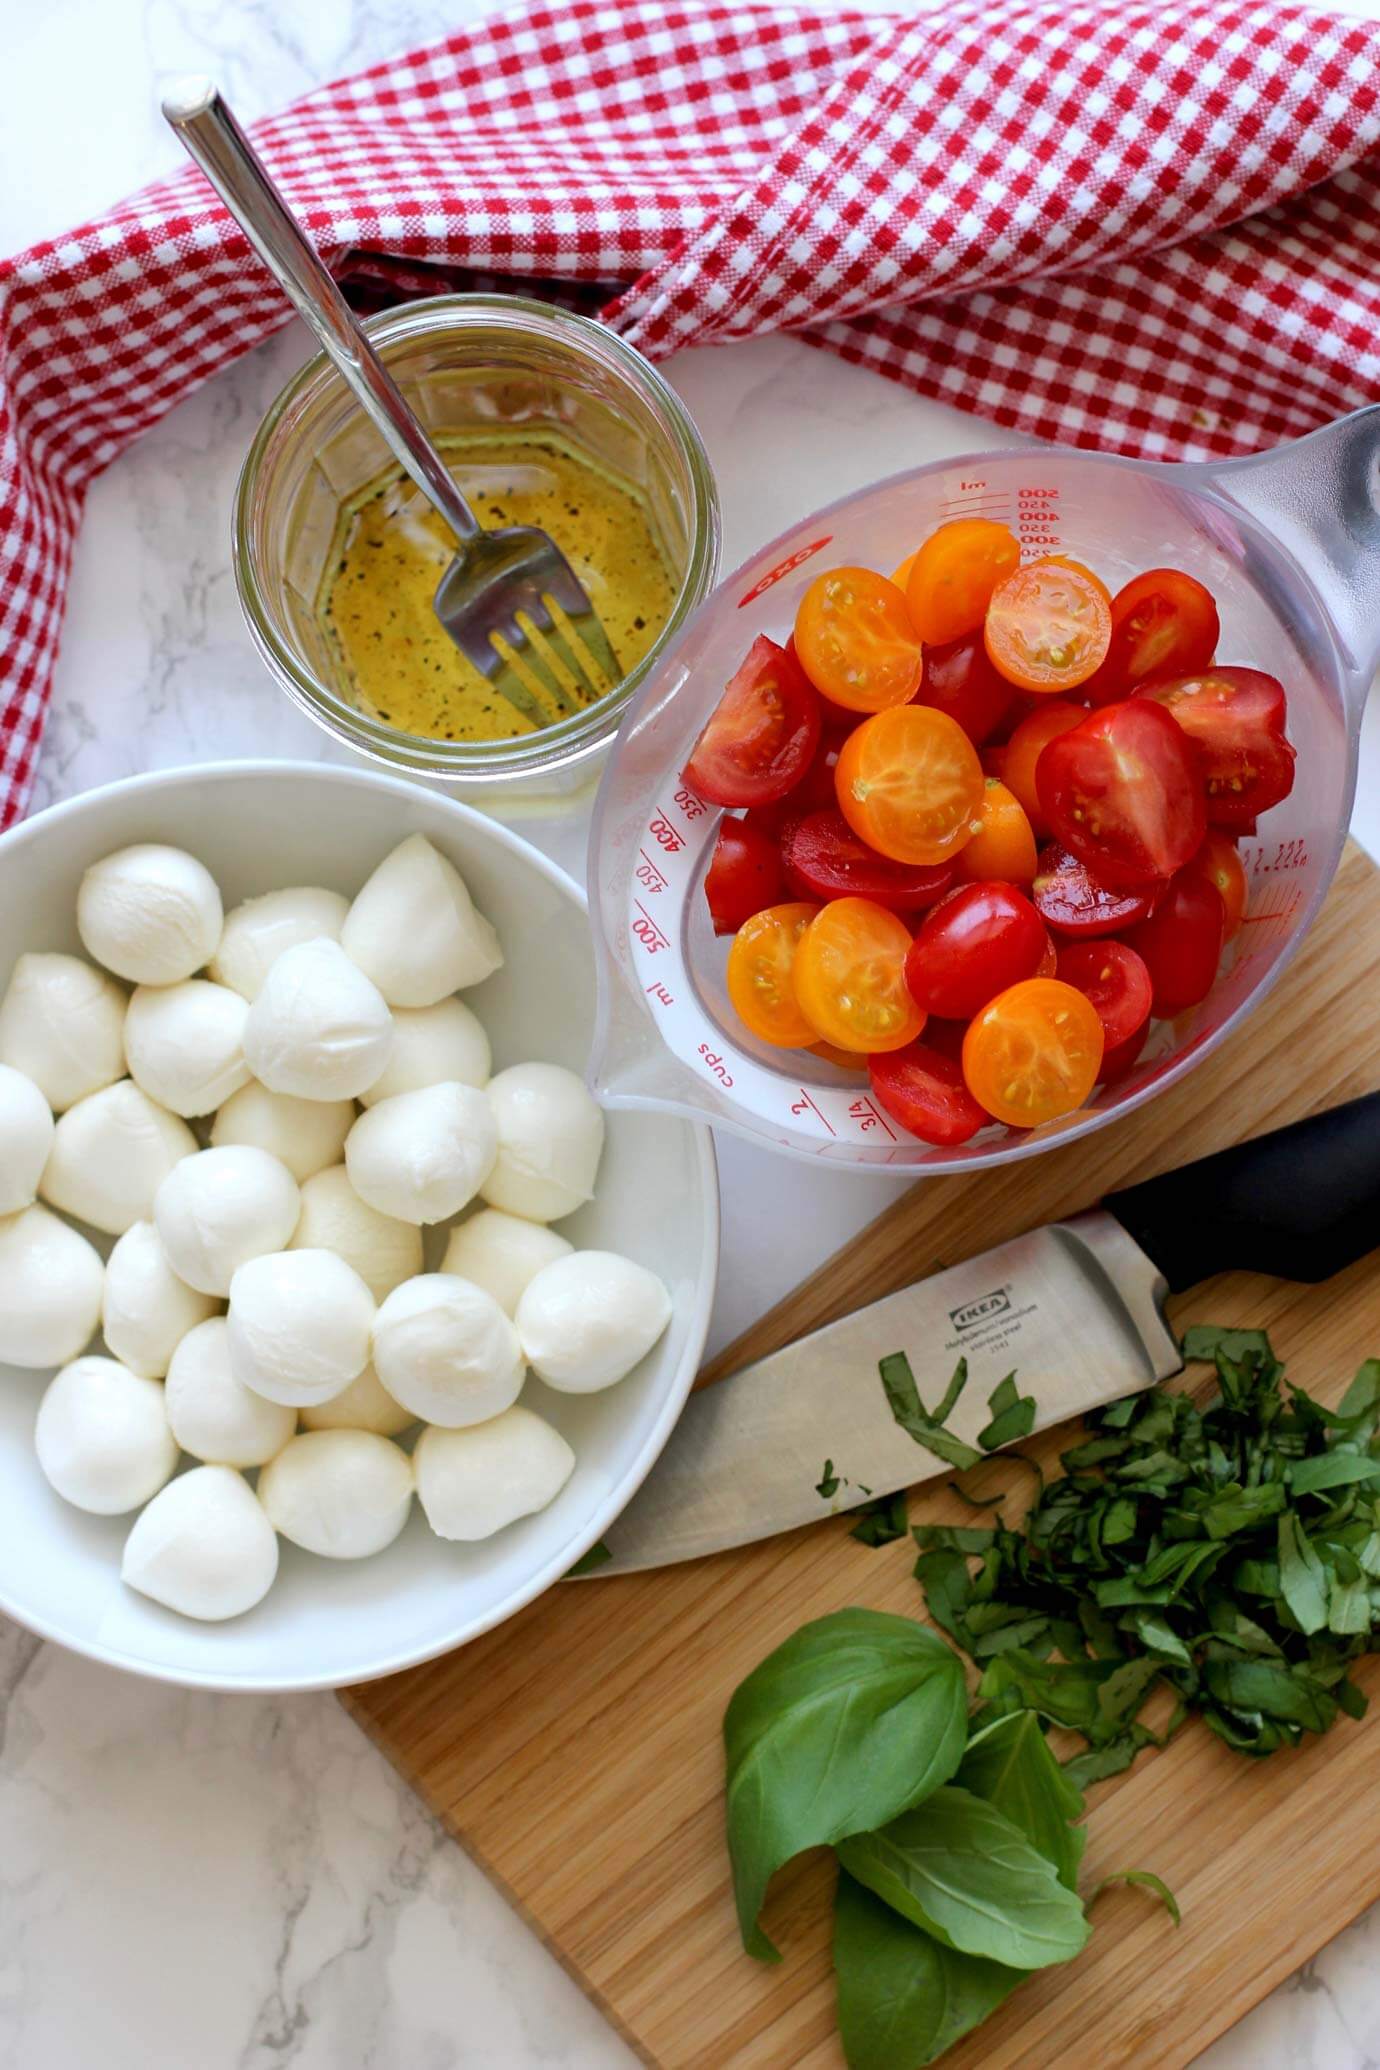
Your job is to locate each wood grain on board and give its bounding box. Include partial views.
[344,842,1380,2069]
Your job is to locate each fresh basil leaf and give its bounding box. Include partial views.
[833,1871,1022,2070]
[913,1548,976,1646]
[1291,1454,1380,1497]
[1062,1725,1158,1788]
[958,1711,1086,1890]
[1201,1658,1336,1731]
[880,1353,983,1473]
[1091,1870,1181,1926]
[816,1460,840,1500]
[979,1652,1127,1736]
[1328,1570,1371,1634]
[1277,1513,1328,1634]
[724,1609,967,1961]
[566,1539,611,1576]
[1181,1325,1274,1367]
[912,1524,996,1555]
[850,1493,909,1547]
[838,1787,1089,1970]
[977,1374,1037,1452]
[932,1357,970,1425]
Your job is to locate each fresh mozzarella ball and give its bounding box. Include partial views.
[0,1206,103,1367]
[414,1409,574,1541]
[35,1355,178,1514]
[121,1465,278,1621]
[481,1062,604,1222]
[345,1082,496,1226]
[102,1220,219,1378]
[300,1361,413,1436]
[77,844,222,986]
[210,1082,354,1184]
[341,834,502,1007]
[441,1210,572,1319]
[123,979,250,1118]
[372,1273,524,1428]
[0,1064,54,1214]
[226,1248,375,1407]
[358,997,490,1107]
[290,1164,422,1301]
[258,1430,414,1558]
[0,952,126,1112]
[243,937,393,1102]
[154,1146,300,1296]
[210,885,350,1001]
[41,1080,198,1236]
[517,1251,672,1393]
[165,1316,295,1466]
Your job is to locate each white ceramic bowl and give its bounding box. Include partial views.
[0,763,717,1691]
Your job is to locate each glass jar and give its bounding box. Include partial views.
[233,295,720,796]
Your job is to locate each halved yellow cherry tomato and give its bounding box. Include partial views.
[834,706,984,866]
[794,567,923,713]
[890,550,918,590]
[956,777,1037,884]
[984,556,1113,692]
[962,976,1104,1126]
[726,901,820,1047]
[906,519,1020,645]
[793,897,927,1054]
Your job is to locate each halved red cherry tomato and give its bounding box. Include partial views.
[744,729,848,838]
[835,705,984,866]
[1000,702,1085,836]
[915,632,1016,745]
[984,557,1112,692]
[1085,568,1220,704]
[1100,1021,1150,1084]
[1187,828,1247,940]
[1137,666,1296,829]
[685,636,822,808]
[957,778,1037,885]
[726,902,819,1047]
[794,568,923,712]
[1055,940,1153,1051]
[920,1015,968,1062]
[906,519,1020,646]
[869,1043,988,1146]
[904,882,1047,1021]
[781,810,956,913]
[1036,698,1206,888]
[703,818,786,935]
[1031,843,1162,938]
[793,898,927,1054]
[962,978,1105,1127]
[1124,868,1225,1018]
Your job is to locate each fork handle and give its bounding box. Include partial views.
[163,78,481,543]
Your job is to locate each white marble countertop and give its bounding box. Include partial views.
[5,3,1380,2064]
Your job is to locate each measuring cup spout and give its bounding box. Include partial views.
[1206,406,1380,706]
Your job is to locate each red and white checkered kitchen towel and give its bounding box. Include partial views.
[3,0,1380,825]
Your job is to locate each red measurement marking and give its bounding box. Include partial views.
[1250,837,1309,875]
[738,537,833,608]
[648,812,684,856]
[631,899,670,954]
[636,849,668,893]
[789,1087,836,1134]
[673,785,708,822]
[646,982,674,1006]
[848,1095,896,1140]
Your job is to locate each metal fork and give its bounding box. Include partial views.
[162,78,621,716]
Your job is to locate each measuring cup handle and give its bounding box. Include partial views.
[1205,405,1380,708]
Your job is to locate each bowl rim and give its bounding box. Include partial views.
[0,758,720,1693]
[589,442,1355,1174]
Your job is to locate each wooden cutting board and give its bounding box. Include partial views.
[344,842,1380,2069]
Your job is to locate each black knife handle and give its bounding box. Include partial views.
[1104,1092,1380,1292]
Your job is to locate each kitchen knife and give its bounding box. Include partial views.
[585,1092,1380,1576]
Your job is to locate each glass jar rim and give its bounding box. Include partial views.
[232,292,720,783]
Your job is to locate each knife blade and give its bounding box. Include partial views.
[587,1091,1380,1576]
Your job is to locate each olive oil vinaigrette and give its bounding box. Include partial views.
[317,432,677,743]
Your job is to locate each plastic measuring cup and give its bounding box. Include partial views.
[587,408,1380,1172]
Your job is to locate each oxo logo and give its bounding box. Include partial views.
[738,537,832,608]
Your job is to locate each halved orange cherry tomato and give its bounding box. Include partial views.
[794,568,923,713]
[1085,567,1219,703]
[1188,828,1247,941]
[906,519,1020,646]
[810,1041,869,1074]
[956,778,1037,884]
[793,897,927,1054]
[835,706,984,866]
[685,636,821,807]
[1000,702,1084,835]
[725,902,819,1047]
[890,551,918,590]
[962,977,1104,1127]
[984,557,1112,692]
